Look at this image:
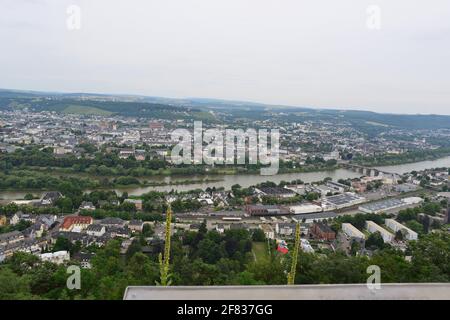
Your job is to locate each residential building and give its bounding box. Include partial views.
[341,223,365,240]
[86,224,106,237]
[108,226,131,239]
[119,149,135,159]
[73,252,95,269]
[60,216,93,232]
[385,219,418,240]
[0,231,24,246]
[275,223,297,237]
[135,149,146,161]
[128,220,144,232]
[259,224,275,239]
[124,199,143,211]
[39,251,70,265]
[365,221,394,243]
[100,217,126,227]
[310,222,336,241]
[79,201,96,211]
[40,191,63,206]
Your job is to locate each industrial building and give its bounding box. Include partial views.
[313,185,337,196]
[385,219,418,240]
[402,197,424,205]
[291,211,338,223]
[359,197,423,214]
[394,184,419,193]
[322,192,366,211]
[254,187,297,198]
[289,203,323,215]
[341,223,365,240]
[365,221,394,243]
[326,181,350,193]
[245,205,289,216]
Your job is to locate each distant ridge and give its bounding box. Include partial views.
[0,88,450,130]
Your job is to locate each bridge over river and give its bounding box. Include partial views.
[341,163,400,179]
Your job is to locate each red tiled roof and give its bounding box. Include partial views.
[61,216,93,230]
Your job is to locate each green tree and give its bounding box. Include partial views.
[246,256,286,285]
[24,193,34,200]
[126,239,142,261]
[366,232,385,250]
[126,253,159,285]
[0,267,35,300]
[395,230,404,241]
[252,229,266,242]
[53,237,73,253]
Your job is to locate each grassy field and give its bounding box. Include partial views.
[252,242,269,262]
[63,105,113,116]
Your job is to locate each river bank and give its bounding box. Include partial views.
[1,156,449,200]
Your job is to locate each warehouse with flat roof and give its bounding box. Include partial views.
[359,197,424,214]
[289,203,323,215]
[322,192,366,210]
[291,211,338,223]
[359,199,404,214]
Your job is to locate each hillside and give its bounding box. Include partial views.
[0,93,212,121]
[1,89,449,130]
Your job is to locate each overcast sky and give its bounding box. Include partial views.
[1,0,450,115]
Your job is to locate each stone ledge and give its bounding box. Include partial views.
[124,283,450,300]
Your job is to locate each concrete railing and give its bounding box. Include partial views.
[124,283,450,300]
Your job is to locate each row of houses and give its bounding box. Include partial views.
[0,235,48,262]
[0,212,146,263]
[59,215,144,235]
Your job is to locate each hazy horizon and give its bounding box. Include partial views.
[3,85,450,117]
[1,0,450,115]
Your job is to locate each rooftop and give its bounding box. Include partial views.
[360,198,405,212]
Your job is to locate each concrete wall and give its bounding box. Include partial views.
[124,284,450,300]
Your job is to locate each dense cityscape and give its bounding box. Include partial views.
[1,0,450,306]
[0,91,449,300]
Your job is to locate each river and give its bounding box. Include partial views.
[1,156,450,199]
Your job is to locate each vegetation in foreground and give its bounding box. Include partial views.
[0,224,449,300]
